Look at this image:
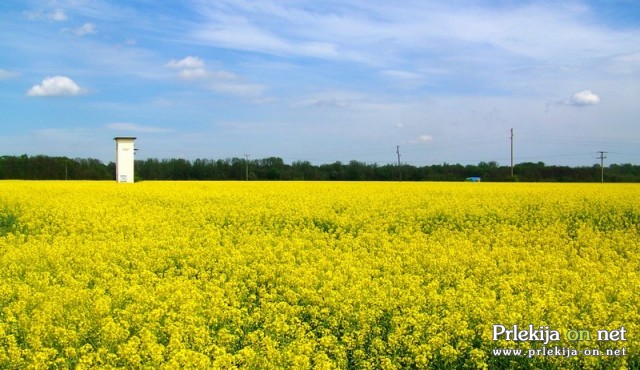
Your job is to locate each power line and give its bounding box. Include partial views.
[130,131,640,167]
[510,128,514,178]
[597,151,607,183]
[396,145,401,182]
[244,153,250,181]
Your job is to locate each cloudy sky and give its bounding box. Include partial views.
[1,0,639,166]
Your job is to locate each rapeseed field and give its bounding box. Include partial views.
[0,181,638,369]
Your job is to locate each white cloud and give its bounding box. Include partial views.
[211,82,265,97]
[178,67,209,80]
[27,76,85,97]
[548,89,602,109]
[193,15,363,63]
[303,98,351,109]
[49,9,68,21]
[166,56,205,69]
[211,70,237,80]
[24,9,68,21]
[569,90,600,107]
[608,52,640,74]
[106,122,169,133]
[0,68,19,80]
[75,22,97,36]
[297,90,367,109]
[381,70,428,89]
[418,134,433,142]
[409,134,434,144]
[166,56,211,80]
[189,0,640,84]
[166,56,263,97]
[382,70,424,80]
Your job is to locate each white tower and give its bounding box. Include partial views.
[114,137,136,183]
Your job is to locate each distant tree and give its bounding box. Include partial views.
[2,154,640,182]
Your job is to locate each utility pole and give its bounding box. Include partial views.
[510,128,514,178]
[597,151,607,183]
[244,153,250,181]
[396,145,401,181]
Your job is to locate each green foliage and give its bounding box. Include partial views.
[0,212,17,236]
[2,154,640,182]
[0,155,112,180]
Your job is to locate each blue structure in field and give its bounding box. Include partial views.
[465,177,482,182]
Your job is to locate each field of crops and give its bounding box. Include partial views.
[0,181,638,369]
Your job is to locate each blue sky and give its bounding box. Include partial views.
[1,0,639,166]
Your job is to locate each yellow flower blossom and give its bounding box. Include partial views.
[0,181,638,368]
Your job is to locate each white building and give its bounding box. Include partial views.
[114,137,136,183]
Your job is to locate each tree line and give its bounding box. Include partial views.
[2,154,640,182]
